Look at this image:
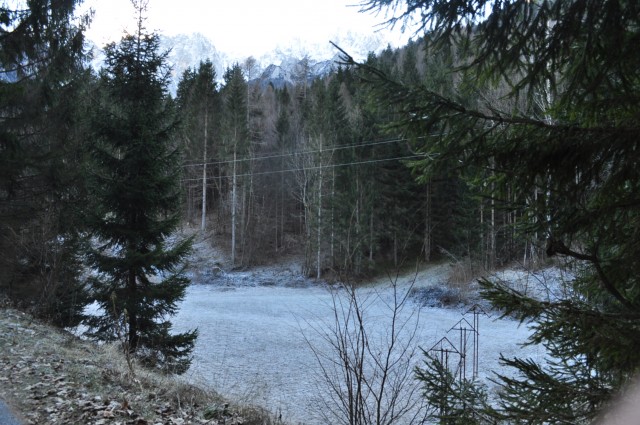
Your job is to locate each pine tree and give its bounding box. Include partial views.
[176,60,219,231]
[220,64,248,266]
[273,86,296,253]
[85,1,196,374]
[0,0,90,325]
[355,0,640,422]
[314,74,369,275]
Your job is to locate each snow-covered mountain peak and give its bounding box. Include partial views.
[257,29,389,66]
[87,31,404,95]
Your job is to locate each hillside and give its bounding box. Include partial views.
[0,306,277,425]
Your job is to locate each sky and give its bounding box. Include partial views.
[78,0,414,60]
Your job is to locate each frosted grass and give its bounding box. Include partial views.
[172,280,544,424]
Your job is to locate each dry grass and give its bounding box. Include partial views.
[431,247,486,303]
[447,259,484,295]
[0,306,280,424]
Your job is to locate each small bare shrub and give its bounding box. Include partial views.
[304,270,427,425]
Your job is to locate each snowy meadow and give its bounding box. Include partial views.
[171,266,549,424]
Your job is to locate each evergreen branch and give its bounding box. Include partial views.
[545,238,634,310]
[334,42,639,138]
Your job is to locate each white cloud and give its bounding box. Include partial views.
[79,0,412,59]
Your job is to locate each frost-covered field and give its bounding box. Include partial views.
[172,267,549,424]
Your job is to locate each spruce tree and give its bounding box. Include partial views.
[176,60,219,230]
[85,1,196,374]
[220,64,248,266]
[0,0,90,325]
[354,0,640,422]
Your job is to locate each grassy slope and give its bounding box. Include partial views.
[0,307,276,425]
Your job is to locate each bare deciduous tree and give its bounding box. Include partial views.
[304,270,426,425]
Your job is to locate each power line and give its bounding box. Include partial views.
[181,137,410,167]
[181,136,424,169]
[180,153,426,183]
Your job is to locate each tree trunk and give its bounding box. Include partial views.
[480,200,485,269]
[316,138,323,279]
[355,178,362,275]
[394,231,398,269]
[200,105,208,233]
[276,153,283,252]
[330,169,335,269]
[303,177,311,276]
[127,268,138,352]
[231,148,237,266]
[490,187,496,268]
[369,209,373,263]
[424,180,432,262]
[240,177,246,264]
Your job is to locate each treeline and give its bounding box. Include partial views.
[177,41,533,278]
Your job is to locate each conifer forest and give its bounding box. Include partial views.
[2,0,640,423]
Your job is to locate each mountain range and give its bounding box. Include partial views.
[160,31,395,93]
[89,31,397,95]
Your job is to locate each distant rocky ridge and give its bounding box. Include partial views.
[253,56,339,89]
[159,33,228,93]
[88,31,397,95]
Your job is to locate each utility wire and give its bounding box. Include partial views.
[181,137,408,167]
[180,153,426,182]
[181,136,425,168]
